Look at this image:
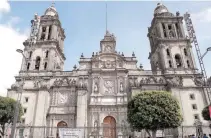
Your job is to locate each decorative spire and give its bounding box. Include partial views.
[139,63,143,69]
[73,65,77,70]
[121,52,124,57]
[132,52,135,57]
[80,53,84,58]
[105,2,108,32]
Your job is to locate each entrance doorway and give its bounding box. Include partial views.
[57,121,68,138]
[103,116,116,138]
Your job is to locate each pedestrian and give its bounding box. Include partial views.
[203,134,208,138]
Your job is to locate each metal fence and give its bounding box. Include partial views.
[0,125,211,138]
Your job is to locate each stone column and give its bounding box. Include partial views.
[165,24,169,38]
[45,26,49,40]
[172,24,178,38]
[179,21,185,38]
[38,26,42,40]
[51,25,57,40]
[158,23,164,38]
[76,89,88,127]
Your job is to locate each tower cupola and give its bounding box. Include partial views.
[45,4,58,16]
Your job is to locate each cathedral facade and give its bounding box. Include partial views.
[7,3,209,138]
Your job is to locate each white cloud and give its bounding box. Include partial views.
[0,0,10,19]
[192,8,211,23]
[0,1,28,96]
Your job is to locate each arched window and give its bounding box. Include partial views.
[175,54,182,68]
[27,63,30,70]
[44,62,47,70]
[45,51,49,58]
[187,60,190,68]
[29,51,32,59]
[169,60,172,68]
[35,56,41,70]
[166,49,170,56]
[184,48,188,56]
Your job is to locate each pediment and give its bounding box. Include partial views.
[91,53,125,69]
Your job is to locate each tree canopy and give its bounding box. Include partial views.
[202,105,210,121]
[127,91,183,138]
[0,96,23,136]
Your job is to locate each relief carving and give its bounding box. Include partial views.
[53,78,77,87]
[104,80,115,94]
[166,76,183,87]
[194,77,204,86]
[58,92,68,104]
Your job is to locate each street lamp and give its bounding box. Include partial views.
[201,47,211,60]
[10,49,26,138]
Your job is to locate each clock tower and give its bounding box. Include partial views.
[100,30,116,53]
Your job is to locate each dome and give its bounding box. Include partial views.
[154,3,169,15]
[45,4,58,16]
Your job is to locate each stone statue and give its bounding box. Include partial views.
[194,77,204,86]
[94,82,98,92]
[120,82,124,92]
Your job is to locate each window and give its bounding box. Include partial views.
[42,27,46,32]
[190,94,195,100]
[44,62,47,70]
[192,104,197,110]
[29,51,32,59]
[40,33,45,40]
[169,60,172,68]
[48,25,52,40]
[184,48,188,56]
[194,114,199,120]
[35,56,41,70]
[27,63,30,70]
[25,97,29,103]
[19,128,24,138]
[166,49,170,56]
[162,23,167,38]
[187,60,190,68]
[175,54,182,68]
[24,108,27,114]
[168,24,172,30]
[21,118,25,124]
[45,51,49,58]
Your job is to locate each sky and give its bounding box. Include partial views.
[0,0,211,96]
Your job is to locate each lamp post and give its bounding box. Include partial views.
[10,49,27,138]
[201,47,211,60]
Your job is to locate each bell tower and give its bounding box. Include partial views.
[21,4,65,72]
[148,3,197,74]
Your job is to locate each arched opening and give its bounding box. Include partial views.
[29,51,32,59]
[57,121,68,138]
[168,60,172,68]
[103,116,116,138]
[45,50,49,58]
[175,54,182,68]
[184,48,188,56]
[35,56,41,70]
[187,60,190,68]
[166,49,170,56]
[44,62,47,70]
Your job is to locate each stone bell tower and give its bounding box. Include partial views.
[21,4,66,72]
[147,3,197,74]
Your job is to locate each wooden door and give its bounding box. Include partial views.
[103,116,116,138]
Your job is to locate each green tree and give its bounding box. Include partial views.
[127,91,183,138]
[202,105,210,121]
[0,96,23,136]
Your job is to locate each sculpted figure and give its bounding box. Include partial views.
[120,82,124,92]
